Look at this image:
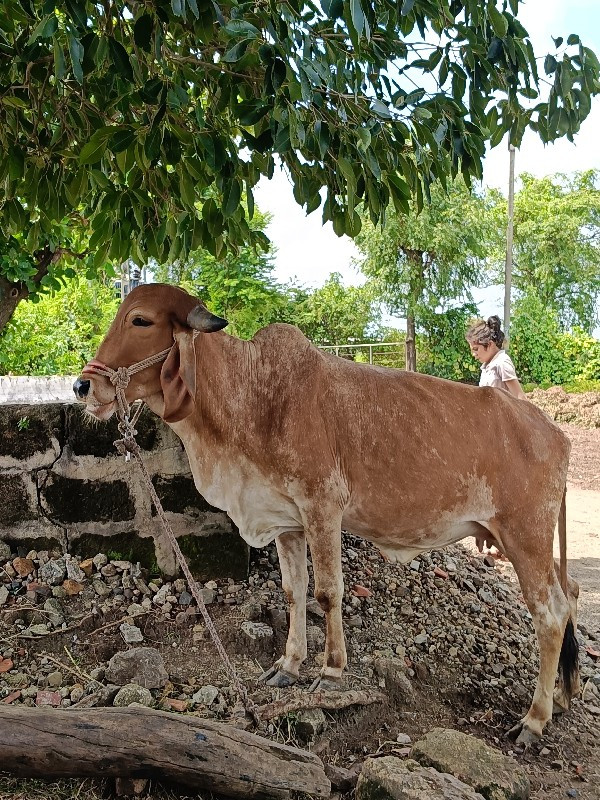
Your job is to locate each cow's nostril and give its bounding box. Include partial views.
[73,378,90,399]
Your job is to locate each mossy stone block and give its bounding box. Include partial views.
[178,531,249,581]
[70,531,158,570]
[68,404,159,458]
[42,475,135,523]
[0,404,62,459]
[151,474,221,515]
[0,474,35,524]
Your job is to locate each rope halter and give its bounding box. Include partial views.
[82,347,172,458]
[83,347,172,418]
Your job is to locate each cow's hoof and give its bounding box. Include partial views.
[506,720,539,747]
[308,676,343,692]
[258,666,298,687]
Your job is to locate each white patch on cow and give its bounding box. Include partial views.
[176,434,303,548]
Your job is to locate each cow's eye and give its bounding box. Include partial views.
[132,317,153,327]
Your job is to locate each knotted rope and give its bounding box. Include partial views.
[84,350,258,723]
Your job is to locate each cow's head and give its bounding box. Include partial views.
[74,284,227,423]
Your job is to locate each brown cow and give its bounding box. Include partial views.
[74,284,579,744]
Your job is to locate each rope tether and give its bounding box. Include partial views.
[84,349,259,723]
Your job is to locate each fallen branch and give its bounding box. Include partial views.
[256,689,385,721]
[0,705,330,800]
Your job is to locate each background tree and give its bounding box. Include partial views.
[510,291,600,386]
[489,171,600,333]
[355,177,501,369]
[416,303,481,381]
[0,0,598,330]
[0,273,118,374]
[292,272,383,345]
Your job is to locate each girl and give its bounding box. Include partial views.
[466,315,526,400]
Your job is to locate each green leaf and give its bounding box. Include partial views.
[488,4,508,39]
[322,0,343,18]
[401,0,416,16]
[371,99,392,119]
[179,169,196,208]
[27,14,57,45]
[413,107,432,119]
[134,14,153,52]
[171,0,184,16]
[315,120,330,159]
[544,54,557,74]
[69,35,84,83]
[356,127,371,151]
[110,128,136,153]
[224,19,260,37]
[350,0,366,38]
[53,38,66,80]
[79,138,108,165]
[186,0,200,20]
[223,39,251,62]
[337,156,356,188]
[223,179,241,218]
[92,240,110,270]
[108,37,133,81]
[0,96,29,108]
[246,184,255,220]
[144,126,162,162]
[65,0,88,31]
[567,34,580,46]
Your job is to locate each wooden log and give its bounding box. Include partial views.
[0,705,330,800]
[256,689,386,721]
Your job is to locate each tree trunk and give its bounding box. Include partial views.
[0,276,26,333]
[405,313,417,371]
[0,705,330,800]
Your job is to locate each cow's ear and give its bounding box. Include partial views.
[160,336,195,423]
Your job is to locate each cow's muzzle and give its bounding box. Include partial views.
[73,377,90,399]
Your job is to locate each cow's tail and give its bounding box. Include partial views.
[557,486,579,699]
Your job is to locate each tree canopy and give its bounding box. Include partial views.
[489,170,600,333]
[355,176,500,367]
[1,0,599,327]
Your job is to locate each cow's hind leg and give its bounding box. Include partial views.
[552,562,580,712]
[259,530,308,688]
[504,536,574,744]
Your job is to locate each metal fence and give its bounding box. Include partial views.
[318,342,404,369]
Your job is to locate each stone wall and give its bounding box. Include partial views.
[0,375,77,404]
[0,403,248,579]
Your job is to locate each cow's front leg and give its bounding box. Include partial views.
[259,530,308,688]
[306,514,347,691]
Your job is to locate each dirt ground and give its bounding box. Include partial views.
[1,413,600,800]
[557,422,600,638]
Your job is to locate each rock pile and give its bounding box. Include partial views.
[529,387,600,429]
[1,535,600,717]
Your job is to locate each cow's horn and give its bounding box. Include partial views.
[187,305,229,333]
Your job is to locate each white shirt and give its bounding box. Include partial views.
[479,350,518,390]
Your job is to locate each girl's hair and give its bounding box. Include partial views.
[466,315,505,347]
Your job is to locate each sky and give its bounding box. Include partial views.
[253,0,600,326]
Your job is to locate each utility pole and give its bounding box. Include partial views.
[504,143,515,349]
